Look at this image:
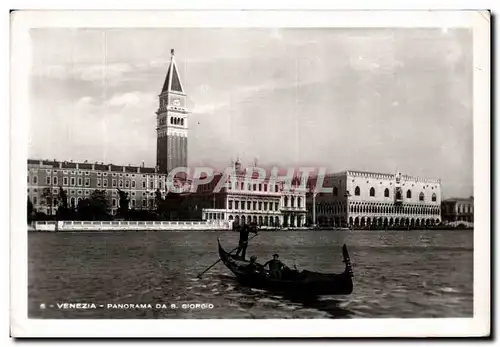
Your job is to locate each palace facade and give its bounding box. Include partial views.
[441,197,474,223]
[27,159,168,215]
[199,161,307,227]
[307,170,442,228]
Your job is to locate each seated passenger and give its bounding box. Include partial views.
[264,253,287,279]
[245,256,262,275]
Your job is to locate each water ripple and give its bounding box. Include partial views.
[28,229,473,318]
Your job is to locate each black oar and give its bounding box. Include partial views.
[196,232,260,279]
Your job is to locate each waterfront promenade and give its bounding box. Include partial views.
[31,220,233,232]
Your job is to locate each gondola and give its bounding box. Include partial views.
[217,239,354,296]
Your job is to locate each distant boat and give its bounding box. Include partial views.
[217,238,354,296]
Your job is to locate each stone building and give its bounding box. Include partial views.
[200,161,307,227]
[441,197,474,223]
[27,159,168,216]
[307,170,442,228]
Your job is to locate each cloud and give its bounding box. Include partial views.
[191,101,230,114]
[106,91,153,107]
[32,62,134,84]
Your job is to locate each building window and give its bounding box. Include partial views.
[142,182,146,189]
[384,188,389,197]
[228,201,233,209]
[103,179,108,188]
[112,199,116,207]
[264,202,268,210]
[78,190,82,195]
[246,201,250,210]
[46,177,51,185]
[264,184,267,192]
[97,178,101,187]
[369,187,375,197]
[355,186,360,196]
[259,202,263,210]
[85,171,89,176]
[406,190,412,199]
[253,201,257,210]
[259,184,262,191]
[84,178,89,187]
[253,184,257,191]
[419,192,425,201]
[158,181,161,189]
[132,181,136,188]
[33,176,38,184]
[269,203,273,211]
[112,179,117,187]
[78,178,83,186]
[119,180,123,188]
[432,193,437,202]
[61,177,67,185]
[131,199,136,207]
[333,186,338,196]
[132,192,135,196]
[70,177,75,186]
[85,190,89,195]
[298,197,302,208]
[275,202,279,210]
[235,201,239,209]
[150,182,154,189]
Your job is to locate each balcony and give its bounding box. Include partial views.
[281,206,306,212]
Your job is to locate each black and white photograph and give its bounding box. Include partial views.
[10,9,490,338]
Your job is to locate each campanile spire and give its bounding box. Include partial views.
[156,48,188,174]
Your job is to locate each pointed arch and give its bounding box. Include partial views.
[384,188,389,197]
[432,193,437,202]
[355,186,360,196]
[370,187,375,197]
[419,192,425,201]
[406,189,412,199]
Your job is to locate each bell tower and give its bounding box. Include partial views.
[156,49,188,173]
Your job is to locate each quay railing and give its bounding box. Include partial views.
[31,220,233,232]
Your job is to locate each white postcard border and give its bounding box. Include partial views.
[10,9,490,338]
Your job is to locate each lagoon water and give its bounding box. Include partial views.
[28,229,473,319]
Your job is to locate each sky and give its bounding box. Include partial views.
[28,28,473,199]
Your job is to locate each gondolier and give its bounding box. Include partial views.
[234,223,258,261]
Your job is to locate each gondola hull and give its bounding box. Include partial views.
[217,239,354,296]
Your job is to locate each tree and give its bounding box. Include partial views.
[77,189,110,220]
[57,186,68,209]
[90,189,110,219]
[117,189,130,218]
[41,187,57,216]
[154,189,165,218]
[56,186,72,220]
[27,198,34,223]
